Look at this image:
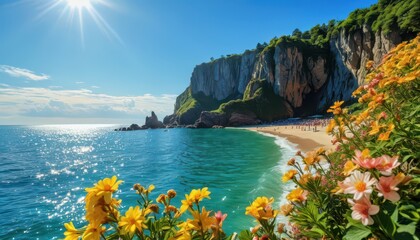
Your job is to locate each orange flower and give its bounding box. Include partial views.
[342,160,358,176]
[286,188,307,202]
[282,169,298,183]
[280,203,294,216]
[327,101,344,115]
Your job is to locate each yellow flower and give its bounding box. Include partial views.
[85,176,123,204]
[352,86,363,97]
[327,101,344,115]
[180,187,211,213]
[85,205,108,223]
[316,147,326,155]
[397,73,417,84]
[378,129,392,141]
[282,169,298,183]
[191,187,211,202]
[180,194,194,214]
[355,110,370,124]
[82,221,105,240]
[286,188,307,202]
[365,60,374,70]
[63,222,81,240]
[326,119,336,133]
[303,151,321,167]
[172,221,195,240]
[118,206,151,236]
[368,121,383,136]
[342,160,358,176]
[298,173,312,185]
[245,196,278,220]
[144,184,155,194]
[190,207,216,232]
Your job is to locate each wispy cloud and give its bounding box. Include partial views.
[75,81,85,84]
[91,86,100,89]
[0,86,177,124]
[0,65,50,81]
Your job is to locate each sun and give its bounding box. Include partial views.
[33,0,122,45]
[67,0,92,9]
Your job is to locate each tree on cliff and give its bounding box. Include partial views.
[292,28,302,38]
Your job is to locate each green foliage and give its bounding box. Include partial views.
[338,0,420,34]
[174,87,237,124]
[174,87,197,115]
[213,79,292,122]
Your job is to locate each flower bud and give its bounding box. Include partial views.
[167,189,177,199]
[148,204,159,213]
[156,194,166,203]
[277,223,285,234]
[287,158,295,166]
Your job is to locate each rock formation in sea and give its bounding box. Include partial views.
[165,0,419,128]
[115,111,165,131]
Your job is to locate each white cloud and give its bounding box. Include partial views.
[0,65,50,81]
[91,85,100,89]
[0,86,177,124]
[75,81,85,84]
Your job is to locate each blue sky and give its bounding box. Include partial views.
[0,0,377,124]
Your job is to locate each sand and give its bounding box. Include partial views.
[247,125,334,152]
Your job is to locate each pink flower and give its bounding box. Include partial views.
[376,173,405,202]
[343,170,377,200]
[214,211,227,227]
[352,150,381,169]
[375,155,400,176]
[348,196,380,225]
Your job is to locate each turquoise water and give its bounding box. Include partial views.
[0,125,292,239]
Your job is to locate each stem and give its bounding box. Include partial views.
[196,203,206,240]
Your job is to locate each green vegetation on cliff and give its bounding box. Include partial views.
[213,79,292,122]
[262,0,419,55]
[338,0,419,34]
[175,87,235,124]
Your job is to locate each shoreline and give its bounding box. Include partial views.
[245,125,334,152]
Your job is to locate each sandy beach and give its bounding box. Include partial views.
[248,125,334,152]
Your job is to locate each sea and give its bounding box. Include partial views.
[0,125,297,239]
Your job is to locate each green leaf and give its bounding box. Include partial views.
[237,230,253,240]
[397,222,417,235]
[376,207,397,237]
[343,225,372,240]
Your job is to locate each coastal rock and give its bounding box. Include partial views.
[128,124,141,130]
[163,114,177,125]
[144,111,165,129]
[194,111,228,128]
[228,112,260,127]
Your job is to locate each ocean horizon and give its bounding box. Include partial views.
[0,124,296,239]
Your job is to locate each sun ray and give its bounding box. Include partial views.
[30,0,122,46]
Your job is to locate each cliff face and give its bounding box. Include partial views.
[190,50,260,101]
[319,26,402,110]
[253,45,329,109]
[171,23,410,125]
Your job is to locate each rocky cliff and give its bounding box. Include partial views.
[168,0,418,127]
